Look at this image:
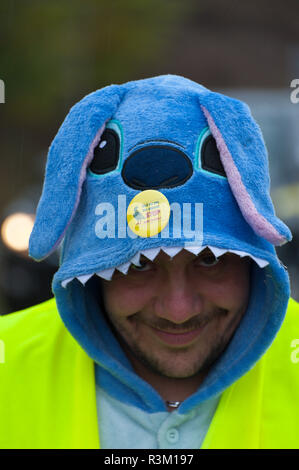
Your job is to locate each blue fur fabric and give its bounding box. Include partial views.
[29,75,292,413]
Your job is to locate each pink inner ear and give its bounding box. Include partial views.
[47,122,107,256]
[201,105,286,246]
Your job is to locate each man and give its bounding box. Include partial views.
[99,248,252,408]
[0,75,298,449]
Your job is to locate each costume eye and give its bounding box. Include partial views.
[201,134,226,178]
[89,128,120,175]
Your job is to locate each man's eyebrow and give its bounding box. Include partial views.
[128,139,186,152]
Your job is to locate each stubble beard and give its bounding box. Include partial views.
[105,305,247,380]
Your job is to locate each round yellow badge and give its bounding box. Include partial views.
[127,190,171,237]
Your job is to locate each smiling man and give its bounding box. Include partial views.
[100,249,251,408]
[1,74,299,449]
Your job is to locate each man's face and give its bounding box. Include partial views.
[100,248,251,380]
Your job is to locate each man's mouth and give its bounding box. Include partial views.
[148,324,207,347]
[143,307,229,347]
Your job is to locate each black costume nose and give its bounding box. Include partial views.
[121,146,193,190]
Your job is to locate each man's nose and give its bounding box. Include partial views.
[153,272,203,324]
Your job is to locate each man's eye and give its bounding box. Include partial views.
[197,256,219,267]
[130,261,152,272]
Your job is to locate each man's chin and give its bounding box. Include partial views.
[128,347,211,379]
[133,334,233,380]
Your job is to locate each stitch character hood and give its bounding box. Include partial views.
[29,75,291,413]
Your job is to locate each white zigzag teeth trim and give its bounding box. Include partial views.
[229,249,247,257]
[207,247,227,257]
[184,245,206,255]
[77,273,94,285]
[116,261,131,274]
[61,245,269,288]
[250,257,269,268]
[95,267,115,281]
[130,252,141,266]
[140,247,161,260]
[161,246,183,258]
[61,277,74,288]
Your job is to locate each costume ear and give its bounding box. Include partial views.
[199,91,292,246]
[29,84,126,261]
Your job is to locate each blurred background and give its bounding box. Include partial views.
[0,0,298,314]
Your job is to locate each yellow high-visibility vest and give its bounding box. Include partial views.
[0,297,299,449]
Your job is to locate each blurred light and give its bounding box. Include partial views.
[1,213,35,253]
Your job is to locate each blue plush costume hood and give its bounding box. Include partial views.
[29,75,291,413]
